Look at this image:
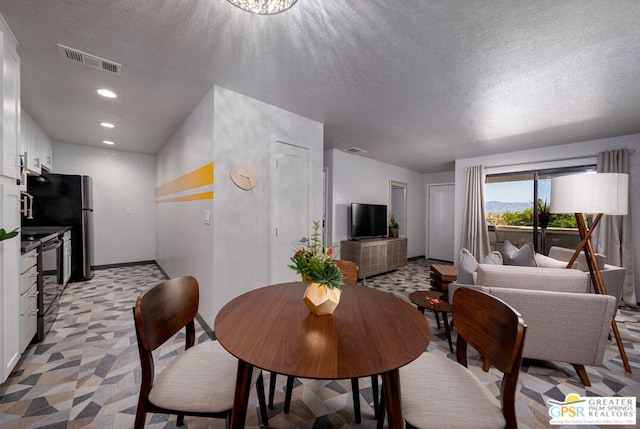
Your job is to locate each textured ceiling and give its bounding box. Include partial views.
[1,0,639,173]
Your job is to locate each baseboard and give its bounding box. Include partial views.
[93,260,170,279]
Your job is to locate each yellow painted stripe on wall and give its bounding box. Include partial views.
[156,192,214,203]
[156,162,214,197]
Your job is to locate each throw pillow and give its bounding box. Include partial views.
[457,248,503,284]
[534,252,578,269]
[457,248,478,284]
[502,240,536,267]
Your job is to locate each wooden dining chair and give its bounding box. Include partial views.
[133,276,268,429]
[377,287,527,429]
[268,260,379,423]
[334,259,359,284]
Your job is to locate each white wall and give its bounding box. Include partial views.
[155,84,215,317]
[454,133,640,300]
[52,142,156,266]
[157,86,324,325]
[325,149,427,258]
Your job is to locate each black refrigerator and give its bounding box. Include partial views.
[25,173,94,282]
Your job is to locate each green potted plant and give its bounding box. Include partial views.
[537,198,551,229]
[289,220,344,315]
[0,227,19,242]
[289,220,344,288]
[388,213,399,237]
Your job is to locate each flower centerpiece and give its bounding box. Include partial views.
[289,220,344,315]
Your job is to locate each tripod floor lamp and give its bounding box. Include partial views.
[550,172,631,374]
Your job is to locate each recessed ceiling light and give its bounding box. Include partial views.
[100,122,115,128]
[103,140,115,145]
[96,88,117,98]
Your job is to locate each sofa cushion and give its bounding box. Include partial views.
[457,248,503,284]
[502,240,536,267]
[534,253,578,269]
[475,264,590,293]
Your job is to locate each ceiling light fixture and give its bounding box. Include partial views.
[100,122,115,128]
[226,0,298,14]
[96,88,117,98]
[103,140,115,145]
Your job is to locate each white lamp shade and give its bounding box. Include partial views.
[550,173,628,215]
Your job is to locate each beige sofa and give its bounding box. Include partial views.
[449,264,617,386]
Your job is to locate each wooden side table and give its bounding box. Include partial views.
[429,264,458,299]
[409,290,454,353]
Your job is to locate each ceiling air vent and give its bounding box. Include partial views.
[57,44,122,75]
[343,147,368,154]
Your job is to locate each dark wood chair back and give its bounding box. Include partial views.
[134,276,199,353]
[452,287,527,429]
[133,276,201,428]
[334,259,359,284]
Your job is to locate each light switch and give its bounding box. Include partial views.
[205,210,211,225]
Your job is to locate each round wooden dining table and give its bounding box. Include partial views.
[214,282,431,428]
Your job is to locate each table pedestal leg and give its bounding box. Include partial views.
[230,359,253,429]
[382,368,403,429]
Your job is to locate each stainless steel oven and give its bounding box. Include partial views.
[39,235,62,340]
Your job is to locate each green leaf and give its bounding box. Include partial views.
[0,227,20,242]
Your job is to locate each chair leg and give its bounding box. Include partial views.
[177,413,185,426]
[134,412,146,429]
[284,375,295,413]
[268,371,277,409]
[573,364,591,386]
[351,378,362,423]
[255,372,269,425]
[133,396,147,429]
[377,388,386,429]
[225,410,231,429]
[371,375,379,420]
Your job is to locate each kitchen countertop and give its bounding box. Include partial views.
[20,226,72,254]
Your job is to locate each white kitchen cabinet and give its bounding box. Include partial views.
[21,112,41,175]
[19,249,38,352]
[1,183,21,383]
[41,135,53,171]
[0,15,20,180]
[21,110,52,174]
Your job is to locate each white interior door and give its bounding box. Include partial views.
[428,184,455,262]
[272,141,310,283]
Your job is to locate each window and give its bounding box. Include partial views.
[485,165,595,254]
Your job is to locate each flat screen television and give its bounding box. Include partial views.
[350,203,387,239]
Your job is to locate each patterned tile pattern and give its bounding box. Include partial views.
[0,260,638,428]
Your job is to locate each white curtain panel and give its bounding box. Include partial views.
[461,165,491,260]
[593,149,636,305]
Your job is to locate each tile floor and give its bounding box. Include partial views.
[0,260,639,428]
